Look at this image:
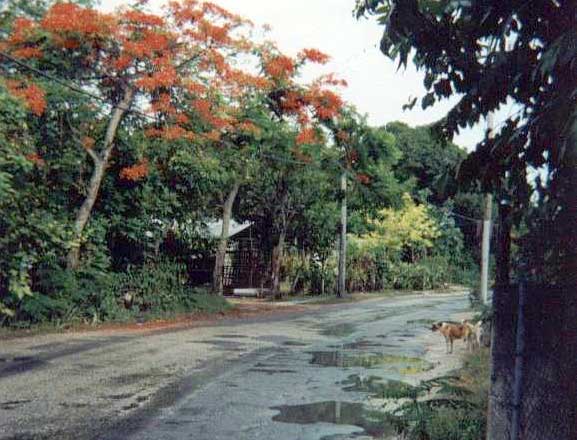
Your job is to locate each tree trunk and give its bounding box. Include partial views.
[488,285,577,440]
[271,227,286,298]
[212,181,240,296]
[337,171,347,297]
[487,156,577,440]
[66,88,135,271]
[495,202,511,287]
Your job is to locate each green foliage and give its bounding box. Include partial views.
[361,193,440,259]
[1,258,230,327]
[99,261,231,321]
[358,0,577,283]
[379,353,489,440]
[343,195,476,292]
[386,121,466,203]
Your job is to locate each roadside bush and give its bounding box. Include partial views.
[100,260,231,320]
[282,252,337,296]
[1,258,231,328]
[340,196,477,293]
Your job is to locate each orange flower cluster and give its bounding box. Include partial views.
[8,18,36,45]
[136,66,178,90]
[199,21,231,44]
[192,98,212,119]
[25,152,45,166]
[150,93,176,115]
[280,90,305,114]
[265,55,295,80]
[236,121,261,136]
[299,48,330,64]
[184,80,207,95]
[112,54,132,71]
[41,3,114,36]
[121,10,165,27]
[204,130,221,142]
[82,136,96,150]
[12,47,43,59]
[307,88,343,121]
[201,2,244,24]
[145,126,196,141]
[162,125,195,140]
[6,80,46,116]
[175,113,190,124]
[315,73,348,88]
[296,127,318,145]
[120,159,149,181]
[124,30,171,58]
[223,69,271,91]
[200,49,227,73]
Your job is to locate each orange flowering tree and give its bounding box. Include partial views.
[236,44,347,296]
[1,1,260,270]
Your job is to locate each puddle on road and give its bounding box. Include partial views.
[0,356,48,378]
[282,340,309,347]
[320,323,357,337]
[59,402,90,409]
[104,393,135,400]
[0,400,32,410]
[309,351,431,371]
[216,334,250,339]
[271,401,395,438]
[406,318,436,326]
[248,368,297,375]
[340,375,416,398]
[329,339,385,350]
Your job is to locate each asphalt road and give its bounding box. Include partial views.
[0,293,470,440]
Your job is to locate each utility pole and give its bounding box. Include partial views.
[480,113,494,304]
[337,170,347,297]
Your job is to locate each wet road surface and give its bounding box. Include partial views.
[0,293,470,440]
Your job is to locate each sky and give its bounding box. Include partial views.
[99,0,500,151]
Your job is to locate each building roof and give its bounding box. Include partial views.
[205,219,252,239]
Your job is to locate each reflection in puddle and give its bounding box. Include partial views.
[340,375,389,396]
[309,351,431,371]
[320,323,357,337]
[271,401,394,438]
[329,340,385,350]
[340,374,416,398]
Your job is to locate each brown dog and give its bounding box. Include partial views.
[431,321,469,353]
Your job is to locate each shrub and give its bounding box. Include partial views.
[100,260,231,320]
[1,258,231,327]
